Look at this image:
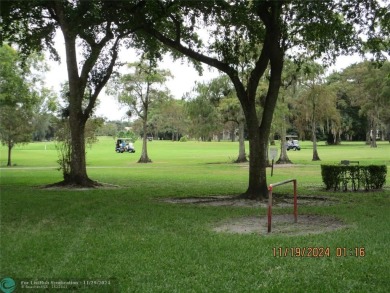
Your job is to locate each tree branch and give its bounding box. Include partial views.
[142,24,248,105]
[247,36,271,99]
[83,37,120,118]
[79,22,114,88]
[169,14,181,43]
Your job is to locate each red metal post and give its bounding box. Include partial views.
[293,180,297,223]
[267,179,298,233]
[267,186,273,233]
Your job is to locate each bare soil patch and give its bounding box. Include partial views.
[212,214,346,235]
[162,195,346,235]
[42,182,120,191]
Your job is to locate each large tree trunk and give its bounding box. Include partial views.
[244,29,284,199]
[235,119,247,163]
[239,89,277,200]
[240,123,271,200]
[49,2,120,187]
[238,17,284,199]
[62,29,94,186]
[67,112,94,185]
[243,118,265,199]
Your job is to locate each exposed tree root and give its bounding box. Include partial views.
[44,178,102,189]
[235,192,267,201]
[234,157,248,163]
[276,158,293,164]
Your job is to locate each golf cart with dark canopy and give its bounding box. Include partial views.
[116,138,135,153]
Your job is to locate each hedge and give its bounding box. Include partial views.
[321,165,387,191]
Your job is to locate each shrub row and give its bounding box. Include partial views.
[321,165,387,191]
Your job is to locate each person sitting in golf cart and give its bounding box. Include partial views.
[116,138,136,153]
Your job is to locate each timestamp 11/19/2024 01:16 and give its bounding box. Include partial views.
[272,247,366,257]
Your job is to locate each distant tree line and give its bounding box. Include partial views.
[105,60,390,147]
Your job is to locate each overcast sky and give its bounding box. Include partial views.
[44,41,220,121]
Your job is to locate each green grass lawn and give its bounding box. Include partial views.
[1,138,389,292]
